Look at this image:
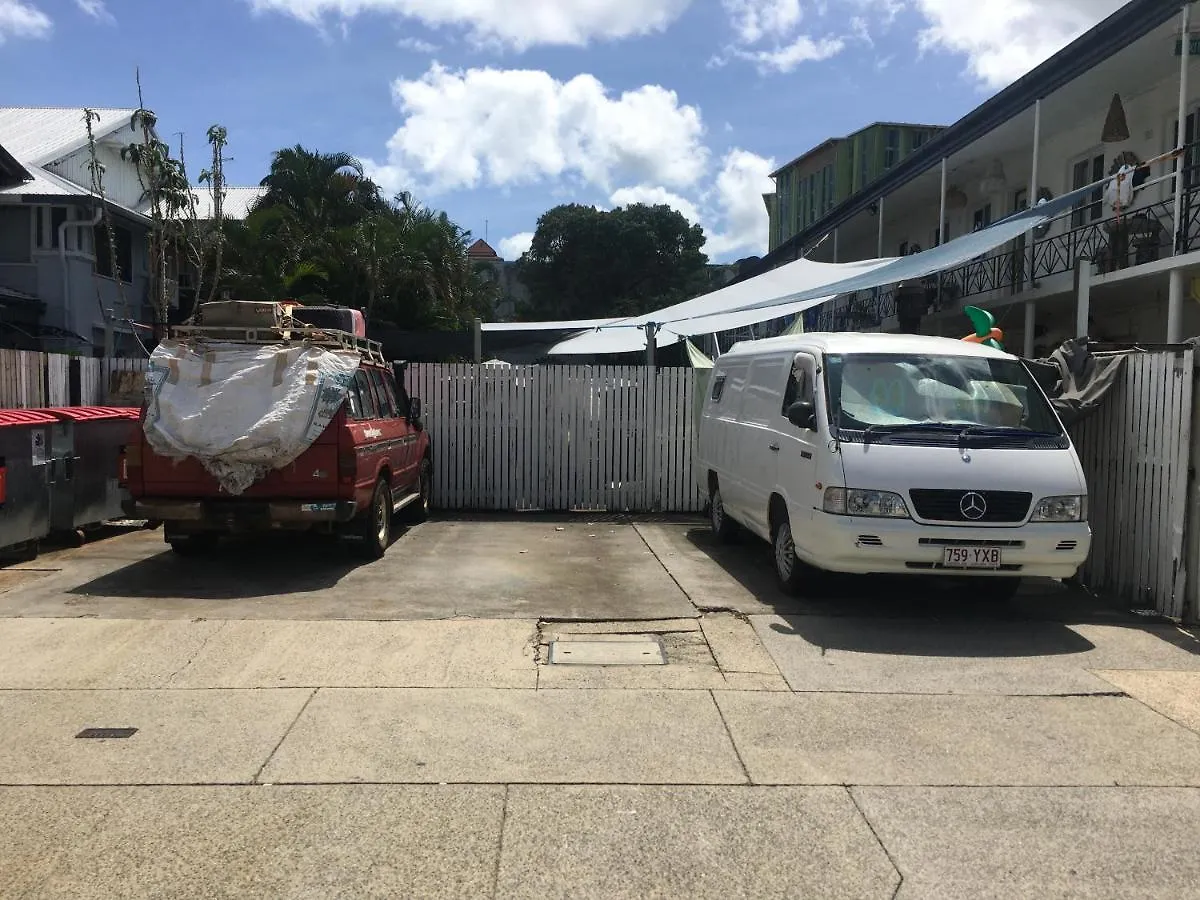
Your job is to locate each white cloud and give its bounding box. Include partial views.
[497,232,534,259]
[609,185,702,226]
[366,64,708,195]
[722,0,800,45]
[737,33,844,73]
[245,0,691,49]
[705,149,775,258]
[910,0,1125,88]
[0,0,51,43]
[74,0,113,23]
[397,35,436,53]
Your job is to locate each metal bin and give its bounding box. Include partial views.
[0,409,56,557]
[43,407,140,541]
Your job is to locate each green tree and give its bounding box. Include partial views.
[516,202,709,320]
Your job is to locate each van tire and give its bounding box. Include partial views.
[356,478,392,560]
[772,517,805,595]
[402,458,432,524]
[973,577,1022,603]
[709,487,739,542]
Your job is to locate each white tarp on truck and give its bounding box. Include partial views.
[143,339,361,495]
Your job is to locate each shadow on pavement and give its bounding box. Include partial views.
[682,524,1198,659]
[64,528,412,600]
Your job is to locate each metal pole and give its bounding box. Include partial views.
[472,317,482,363]
[1075,257,1092,339]
[644,322,658,512]
[937,158,947,310]
[1174,1,1191,256]
[876,196,885,258]
[1023,299,1036,358]
[1168,268,1185,342]
[833,227,839,263]
[1025,98,1042,353]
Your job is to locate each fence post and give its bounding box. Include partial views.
[644,323,658,512]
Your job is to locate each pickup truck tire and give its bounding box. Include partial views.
[402,459,432,524]
[355,478,392,560]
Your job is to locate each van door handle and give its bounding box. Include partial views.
[768,443,780,452]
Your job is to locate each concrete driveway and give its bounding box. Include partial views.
[2,516,1199,899]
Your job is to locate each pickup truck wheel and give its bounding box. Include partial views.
[402,459,432,524]
[709,487,739,543]
[356,478,392,559]
[773,518,806,596]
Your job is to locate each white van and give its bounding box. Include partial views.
[696,333,1091,600]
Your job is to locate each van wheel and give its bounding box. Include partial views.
[356,478,392,560]
[772,517,805,595]
[709,487,739,542]
[974,577,1022,602]
[402,459,432,524]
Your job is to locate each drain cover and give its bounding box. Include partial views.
[547,640,666,666]
[76,728,137,739]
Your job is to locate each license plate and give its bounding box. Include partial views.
[942,546,1002,568]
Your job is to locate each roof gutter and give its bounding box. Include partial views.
[739,0,1190,282]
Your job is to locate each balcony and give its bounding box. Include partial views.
[810,154,1200,333]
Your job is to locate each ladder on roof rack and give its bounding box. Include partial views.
[170,324,387,366]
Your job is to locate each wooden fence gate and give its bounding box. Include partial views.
[0,350,149,408]
[1071,348,1194,619]
[407,364,701,512]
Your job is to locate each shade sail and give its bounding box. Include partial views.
[538,181,1093,356]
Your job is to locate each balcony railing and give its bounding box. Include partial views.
[810,155,1200,332]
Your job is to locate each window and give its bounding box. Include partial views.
[912,130,927,149]
[1070,153,1105,227]
[386,371,410,418]
[351,371,378,420]
[781,358,812,414]
[34,206,69,250]
[368,369,397,417]
[932,221,949,247]
[884,129,900,168]
[710,374,727,402]
[858,134,873,188]
[94,223,134,282]
[972,204,992,232]
[0,207,32,263]
[823,164,836,213]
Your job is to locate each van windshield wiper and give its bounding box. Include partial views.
[861,422,961,444]
[957,425,1065,447]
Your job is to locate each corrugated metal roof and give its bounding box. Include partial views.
[0,107,134,167]
[0,166,88,198]
[188,186,265,221]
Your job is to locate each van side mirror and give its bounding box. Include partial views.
[409,397,423,427]
[786,400,816,430]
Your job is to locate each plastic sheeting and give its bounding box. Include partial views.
[143,340,361,495]
[545,181,1095,356]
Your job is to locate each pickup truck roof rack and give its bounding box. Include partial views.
[170,324,387,366]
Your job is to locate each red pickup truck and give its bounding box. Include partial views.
[124,326,431,559]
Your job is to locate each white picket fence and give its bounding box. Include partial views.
[408,363,702,513]
[0,350,148,408]
[1071,348,1195,619]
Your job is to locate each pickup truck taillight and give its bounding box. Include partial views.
[121,441,142,488]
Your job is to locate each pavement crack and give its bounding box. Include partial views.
[490,784,511,897]
[252,687,317,784]
[847,786,905,900]
[632,523,696,610]
[165,620,229,686]
[708,690,752,785]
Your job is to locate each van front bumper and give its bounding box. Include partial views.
[796,512,1092,578]
[127,497,358,531]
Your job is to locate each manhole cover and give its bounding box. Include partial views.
[547,640,666,666]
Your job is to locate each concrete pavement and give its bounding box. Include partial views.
[2,519,1200,898]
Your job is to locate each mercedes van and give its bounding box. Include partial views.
[696,333,1091,599]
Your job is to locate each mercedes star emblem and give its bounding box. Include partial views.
[959,492,987,520]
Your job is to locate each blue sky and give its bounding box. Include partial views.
[0,0,1121,261]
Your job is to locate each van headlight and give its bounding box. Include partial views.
[1030,495,1086,522]
[823,487,910,518]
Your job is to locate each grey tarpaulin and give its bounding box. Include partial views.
[1023,338,1127,427]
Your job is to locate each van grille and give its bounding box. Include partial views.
[908,489,1032,524]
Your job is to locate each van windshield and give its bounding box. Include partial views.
[824,352,1067,447]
